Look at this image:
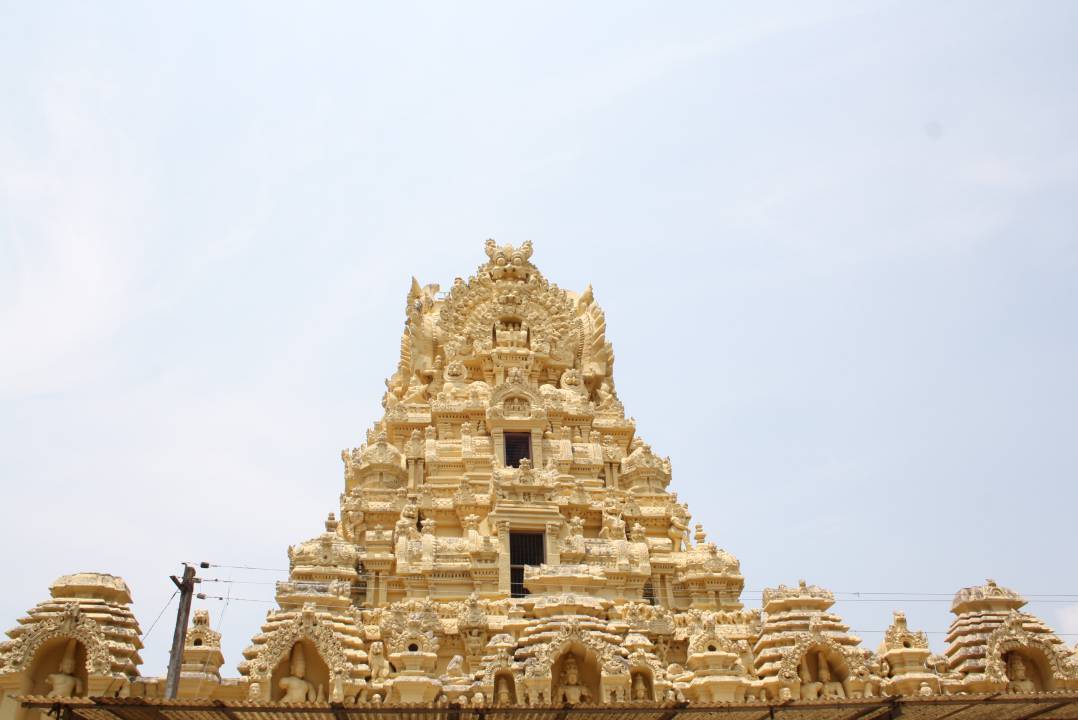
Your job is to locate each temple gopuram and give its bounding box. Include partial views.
[3,242,1078,720]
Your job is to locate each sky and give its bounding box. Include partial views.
[1,1,1077,676]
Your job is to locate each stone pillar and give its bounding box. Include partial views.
[545,521,561,566]
[661,573,676,608]
[496,520,511,595]
[530,428,543,467]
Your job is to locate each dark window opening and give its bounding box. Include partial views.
[504,432,531,468]
[510,567,526,598]
[509,532,544,598]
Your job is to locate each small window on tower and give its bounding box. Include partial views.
[504,432,531,467]
[509,532,545,598]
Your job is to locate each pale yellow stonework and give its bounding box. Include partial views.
[2,242,1078,712]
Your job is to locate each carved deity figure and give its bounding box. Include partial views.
[817,654,846,699]
[595,379,620,411]
[1006,655,1037,693]
[496,675,514,705]
[631,673,649,701]
[401,371,430,404]
[668,507,690,552]
[394,499,421,558]
[556,656,591,704]
[279,643,317,702]
[496,320,528,348]
[598,499,626,540]
[799,659,822,700]
[46,639,83,698]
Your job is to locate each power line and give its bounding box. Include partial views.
[194,594,1078,638]
[198,578,1078,603]
[142,591,178,641]
[203,566,1078,599]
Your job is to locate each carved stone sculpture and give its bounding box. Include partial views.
[279,644,317,702]
[555,656,591,704]
[1006,655,1036,693]
[46,640,82,698]
[6,242,1078,709]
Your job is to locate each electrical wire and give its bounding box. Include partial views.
[193,593,1078,637]
[141,590,178,641]
[201,571,1078,599]
[197,577,1078,603]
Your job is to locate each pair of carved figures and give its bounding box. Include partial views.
[799,652,846,700]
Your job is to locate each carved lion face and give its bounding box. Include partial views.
[444,360,467,382]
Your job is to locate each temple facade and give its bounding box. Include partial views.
[2,242,1077,715]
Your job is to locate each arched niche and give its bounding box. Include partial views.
[493,670,517,706]
[1003,649,1051,692]
[629,668,654,702]
[799,645,850,684]
[269,639,330,702]
[15,638,90,720]
[551,645,601,704]
[28,637,89,697]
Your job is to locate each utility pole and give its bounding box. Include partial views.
[164,563,201,699]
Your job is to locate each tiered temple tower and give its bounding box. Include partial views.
[1,242,1077,714]
[236,239,756,705]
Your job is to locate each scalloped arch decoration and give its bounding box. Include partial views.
[247,611,351,684]
[777,632,864,681]
[0,605,111,676]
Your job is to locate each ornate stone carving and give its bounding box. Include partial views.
[9,242,1078,706]
[246,603,352,689]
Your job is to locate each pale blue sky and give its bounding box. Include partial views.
[2,1,1076,675]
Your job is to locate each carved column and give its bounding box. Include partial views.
[496,520,511,595]
[545,521,561,566]
[661,573,675,608]
[530,428,543,467]
[406,430,425,490]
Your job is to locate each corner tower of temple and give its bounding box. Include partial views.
[3,242,1078,713]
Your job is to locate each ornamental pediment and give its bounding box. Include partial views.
[620,441,671,480]
[951,578,1026,614]
[762,580,835,612]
